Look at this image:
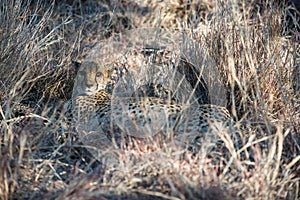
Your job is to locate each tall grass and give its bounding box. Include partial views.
[0,0,299,199]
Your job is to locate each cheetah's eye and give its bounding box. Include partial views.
[96,72,102,77]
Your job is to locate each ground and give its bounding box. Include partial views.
[0,1,299,200]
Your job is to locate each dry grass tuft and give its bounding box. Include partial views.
[0,0,299,199]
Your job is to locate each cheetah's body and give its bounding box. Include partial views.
[74,88,231,142]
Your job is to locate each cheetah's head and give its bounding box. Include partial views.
[73,61,115,97]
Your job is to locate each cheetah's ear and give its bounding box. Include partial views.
[72,60,82,70]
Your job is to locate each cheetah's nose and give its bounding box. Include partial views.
[85,83,94,88]
[86,83,98,90]
[84,85,97,95]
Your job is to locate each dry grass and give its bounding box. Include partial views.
[0,0,299,199]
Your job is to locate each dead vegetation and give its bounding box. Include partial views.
[0,0,299,199]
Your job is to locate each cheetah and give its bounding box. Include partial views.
[72,60,234,155]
